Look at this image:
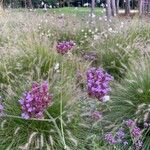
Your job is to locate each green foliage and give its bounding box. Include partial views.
[2,9,150,150]
[104,57,150,149]
[109,57,150,120]
[93,29,141,80]
[0,32,89,149]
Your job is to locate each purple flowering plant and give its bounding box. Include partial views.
[104,119,143,150]
[104,133,117,145]
[87,67,113,102]
[56,41,75,55]
[19,81,52,119]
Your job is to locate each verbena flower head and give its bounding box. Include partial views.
[116,128,125,140]
[125,119,135,127]
[19,81,52,119]
[56,41,75,55]
[104,133,116,145]
[131,126,141,138]
[135,140,143,150]
[87,67,113,102]
[144,122,150,127]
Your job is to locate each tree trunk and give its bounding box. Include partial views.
[67,1,70,7]
[24,0,27,8]
[148,0,150,14]
[106,0,112,20]
[90,0,95,23]
[0,0,3,13]
[0,0,3,8]
[24,0,33,9]
[116,0,120,14]
[28,0,33,8]
[111,0,117,16]
[91,0,95,14]
[125,0,130,15]
[139,0,143,15]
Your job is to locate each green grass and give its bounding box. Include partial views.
[14,7,104,17]
[46,7,104,15]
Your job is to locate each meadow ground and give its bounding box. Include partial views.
[0,8,150,150]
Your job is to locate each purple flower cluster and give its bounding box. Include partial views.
[91,111,102,120]
[105,119,143,149]
[125,119,141,138]
[131,126,141,138]
[116,128,125,140]
[125,119,135,127]
[125,119,142,149]
[19,81,52,119]
[87,67,113,102]
[104,128,125,145]
[135,140,143,150]
[104,133,116,145]
[144,122,150,127]
[56,41,75,55]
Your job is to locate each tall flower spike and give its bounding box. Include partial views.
[19,81,52,119]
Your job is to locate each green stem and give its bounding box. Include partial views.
[60,92,67,149]
[45,110,66,149]
[1,114,53,122]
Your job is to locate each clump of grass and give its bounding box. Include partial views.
[93,27,143,80]
[0,31,90,149]
[0,78,83,149]
[104,56,150,149]
[0,35,8,46]
[109,57,150,120]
